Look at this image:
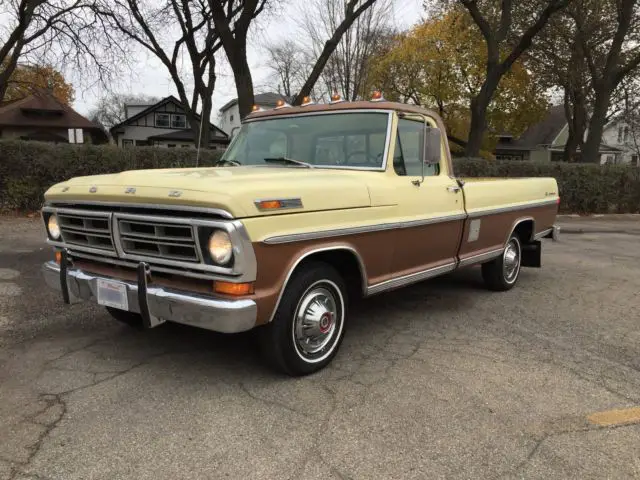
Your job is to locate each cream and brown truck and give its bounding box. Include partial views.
[41,98,559,375]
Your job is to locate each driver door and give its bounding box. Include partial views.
[388,116,465,279]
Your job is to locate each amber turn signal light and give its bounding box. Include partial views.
[256,199,283,210]
[214,281,254,296]
[371,90,384,101]
[55,251,62,264]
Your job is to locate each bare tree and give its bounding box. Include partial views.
[88,93,161,130]
[292,0,380,105]
[450,0,571,157]
[265,39,304,97]
[208,0,269,119]
[0,0,124,102]
[95,0,222,148]
[300,0,392,101]
[574,0,640,163]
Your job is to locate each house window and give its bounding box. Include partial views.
[168,144,176,148]
[633,155,639,166]
[155,113,170,128]
[618,126,623,143]
[171,114,187,129]
[122,139,134,148]
[230,114,234,122]
[606,154,615,164]
[624,126,630,142]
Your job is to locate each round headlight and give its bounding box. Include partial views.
[208,230,232,265]
[47,214,61,240]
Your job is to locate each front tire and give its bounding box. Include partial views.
[259,262,347,376]
[481,234,522,291]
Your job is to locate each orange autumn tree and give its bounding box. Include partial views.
[369,10,549,153]
[2,64,75,105]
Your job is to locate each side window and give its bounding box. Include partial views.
[393,119,439,177]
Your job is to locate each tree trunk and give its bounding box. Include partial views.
[229,45,254,119]
[199,95,213,148]
[563,88,587,162]
[465,73,499,157]
[582,84,613,164]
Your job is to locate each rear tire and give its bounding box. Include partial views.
[105,307,144,330]
[482,234,522,291]
[259,262,348,376]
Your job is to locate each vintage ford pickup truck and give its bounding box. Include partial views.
[41,98,559,375]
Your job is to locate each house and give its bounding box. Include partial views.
[218,92,287,137]
[494,105,628,163]
[110,96,229,150]
[601,118,640,166]
[0,91,108,144]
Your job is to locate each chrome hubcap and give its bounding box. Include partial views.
[503,239,520,283]
[293,285,339,359]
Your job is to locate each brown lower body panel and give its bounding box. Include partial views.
[251,203,558,326]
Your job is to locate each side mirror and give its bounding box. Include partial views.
[424,126,442,165]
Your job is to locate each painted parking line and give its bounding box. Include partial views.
[587,407,640,427]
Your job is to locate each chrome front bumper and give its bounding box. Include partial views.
[42,261,257,333]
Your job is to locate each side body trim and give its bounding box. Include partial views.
[366,262,457,296]
[457,248,503,268]
[467,199,557,218]
[263,213,468,245]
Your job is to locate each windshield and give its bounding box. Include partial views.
[221,112,390,169]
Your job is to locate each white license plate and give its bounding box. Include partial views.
[97,279,129,310]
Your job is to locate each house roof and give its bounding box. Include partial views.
[219,92,287,112]
[147,129,230,143]
[0,92,102,130]
[514,105,566,148]
[110,96,228,138]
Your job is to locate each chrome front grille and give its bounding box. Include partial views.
[58,212,114,251]
[43,203,257,282]
[117,218,199,262]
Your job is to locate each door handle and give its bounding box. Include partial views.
[446,185,461,193]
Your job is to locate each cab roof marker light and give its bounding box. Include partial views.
[329,92,344,104]
[371,90,385,102]
[251,104,264,113]
[301,96,315,106]
[275,99,291,109]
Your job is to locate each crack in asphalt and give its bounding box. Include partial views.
[5,347,180,479]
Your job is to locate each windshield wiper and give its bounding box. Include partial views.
[263,157,314,168]
[215,159,242,167]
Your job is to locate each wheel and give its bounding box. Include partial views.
[481,234,522,291]
[259,262,348,376]
[105,306,144,330]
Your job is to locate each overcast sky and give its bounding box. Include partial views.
[71,0,424,122]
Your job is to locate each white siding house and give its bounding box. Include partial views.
[110,96,229,150]
[218,92,287,137]
[601,119,640,166]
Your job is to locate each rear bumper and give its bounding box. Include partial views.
[535,225,560,242]
[42,261,257,334]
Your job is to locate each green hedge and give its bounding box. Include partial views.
[454,158,640,214]
[1,140,639,213]
[0,140,222,211]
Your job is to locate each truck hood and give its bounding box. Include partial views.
[44,166,373,218]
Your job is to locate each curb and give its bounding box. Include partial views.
[558,214,640,219]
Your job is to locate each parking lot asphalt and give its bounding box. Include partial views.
[1,216,639,480]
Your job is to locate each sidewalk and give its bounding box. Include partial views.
[557,215,640,235]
